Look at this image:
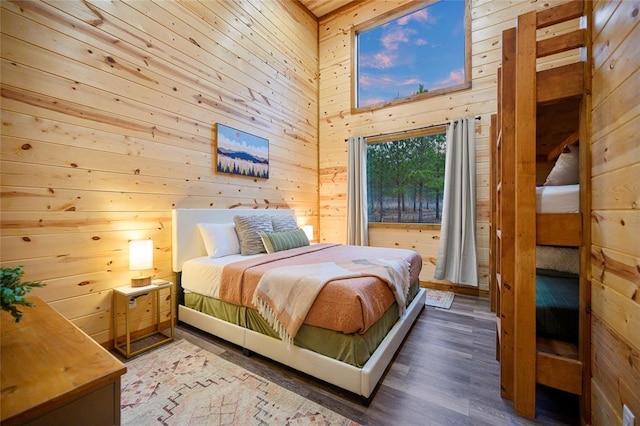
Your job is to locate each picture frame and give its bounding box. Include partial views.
[215,124,269,179]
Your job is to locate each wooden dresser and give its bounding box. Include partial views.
[1,296,126,426]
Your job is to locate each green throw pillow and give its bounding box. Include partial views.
[259,229,310,254]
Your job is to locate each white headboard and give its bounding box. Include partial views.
[171,208,295,272]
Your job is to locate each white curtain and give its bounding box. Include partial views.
[434,116,478,286]
[347,136,368,246]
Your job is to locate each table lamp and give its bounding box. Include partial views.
[129,239,153,287]
[302,225,314,242]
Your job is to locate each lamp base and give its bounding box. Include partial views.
[131,275,151,287]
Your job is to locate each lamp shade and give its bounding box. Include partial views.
[302,225,314,241]
[129,240,153,287]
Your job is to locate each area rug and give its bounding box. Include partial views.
[121,339,359,426]
[424,289,455,309]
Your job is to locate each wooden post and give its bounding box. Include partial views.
[499,27,517,402]
[491,112,500,363]
[513,10,538,418]
[579,0,592,422]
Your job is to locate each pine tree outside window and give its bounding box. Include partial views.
[366,129,446,224]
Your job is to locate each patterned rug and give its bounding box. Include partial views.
[121,339,359,426]
[424,289,455,309]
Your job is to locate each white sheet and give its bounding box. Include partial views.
[535,185,580,274]
[182,254,263,297]
[536,184,579,213]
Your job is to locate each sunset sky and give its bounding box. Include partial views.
[217,124,269,160]
[357,0,466,107]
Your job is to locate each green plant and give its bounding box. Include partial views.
[1,266,46,323]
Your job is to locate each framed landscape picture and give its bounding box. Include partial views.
[215,124,269,179]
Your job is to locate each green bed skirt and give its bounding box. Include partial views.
[184,280,420,368]
[536,269,579,345]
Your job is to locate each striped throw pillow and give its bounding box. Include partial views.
[233,215,274,255]
[271,215,299,232]
[259,229,309,254]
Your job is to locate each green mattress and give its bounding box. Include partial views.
[536,269,579,345]
[184,280,420,368]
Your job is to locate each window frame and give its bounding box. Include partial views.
[365,125,447,228]
[368,222,442,231]
[351,0,471,113]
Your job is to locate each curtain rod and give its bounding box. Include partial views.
[344,115,481,142]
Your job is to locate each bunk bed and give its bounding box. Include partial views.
[489,0,591,419]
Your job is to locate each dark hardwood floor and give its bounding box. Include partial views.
[171,294,579,425]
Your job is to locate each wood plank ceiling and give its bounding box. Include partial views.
[298,0,354,18]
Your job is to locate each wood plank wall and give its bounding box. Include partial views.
[590,0,640,424]
[317,0,579,292]
[0,0,319,346]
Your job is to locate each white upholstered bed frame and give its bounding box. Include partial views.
[172,208,426,401]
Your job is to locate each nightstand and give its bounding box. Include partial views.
[113,280,174,358]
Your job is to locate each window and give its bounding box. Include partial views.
[352,0,470,111]
[367,129,446,224]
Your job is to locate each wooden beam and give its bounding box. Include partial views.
[513,9,538,419]
[537,63,584,105]
[537,29,585,58]
[547,130,580,161]
[537,352,583,395]
[537,337,580,359]
[537,1,584,29]
[499,27,517,403]
[490,113,497,313]
[536,213,582,246]
[578,2,593,421]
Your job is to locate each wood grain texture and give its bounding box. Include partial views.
[590,0,640,422]
[0,0,319,345]
[591,314,640,425]
[298,0,354,19]
[536,352,582,394]
[536,213,582,246]
[591,245,640,301]
[513,9,538,418]
[0,296,125,425]
[498,27,518,401]
[536,63,584,104]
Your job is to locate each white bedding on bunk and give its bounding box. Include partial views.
[535,184,580,274]
[182,254,263,297]
[536,184,579,213]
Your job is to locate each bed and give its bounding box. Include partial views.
[535,181,580,345]
[535,269,579,345]
[172,208,426,402]
[489,0,589,418]
[535,170,581,348]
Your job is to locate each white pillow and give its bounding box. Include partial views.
[544,145,579,186]
[196,223,241,258]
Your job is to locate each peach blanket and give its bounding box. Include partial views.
[252,258,410,344]
[218,244,422,335]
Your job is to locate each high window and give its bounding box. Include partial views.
[367,128,446,224]
[352,0,470,112]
